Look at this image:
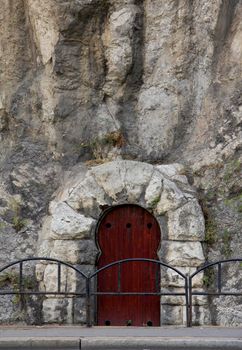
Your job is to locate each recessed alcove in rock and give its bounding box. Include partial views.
[37,160,208,325]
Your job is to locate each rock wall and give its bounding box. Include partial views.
[0,0,241,325]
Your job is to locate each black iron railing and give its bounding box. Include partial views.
[87,258,188,327]
[188,258,242,326]
[0,257,241,327]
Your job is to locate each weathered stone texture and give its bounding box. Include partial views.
[50,202,95,240]
[50,240,98,264]
[0,0,241,164]
[167,200,205,241]
[0,0,241,326]
[161,241,205,267]
[160,266,204,288]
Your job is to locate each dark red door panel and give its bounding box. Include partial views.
[97,205,161,326]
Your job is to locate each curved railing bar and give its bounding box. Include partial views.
[89,258,187,280]
[190,258,242,279]
[0,257,88,279]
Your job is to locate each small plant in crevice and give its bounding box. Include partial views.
[198,192,218,246]
[225,193,242,214]
[0,271,36,305]
[79,130,125,161]
[203,267,215,289]
[218,159,242,199]
[149,195,161,210]
[205,217,218,245]
[12,216,28,232]
[102,131,125,148]
[238,203,242,213]
[223,159,241,183]
[0,221,7,231]
[221,229,232,258]
[7,198,28,232]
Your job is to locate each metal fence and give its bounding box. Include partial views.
[0,257,241,327]
[188,258,242,326]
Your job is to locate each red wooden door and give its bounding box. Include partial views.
[97,205,161,326]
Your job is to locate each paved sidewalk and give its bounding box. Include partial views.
[0,326,242,349]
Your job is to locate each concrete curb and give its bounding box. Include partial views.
[0,337,80,349]
[1,336,242,350]
[80,337,242,349]
[0,337,242,350]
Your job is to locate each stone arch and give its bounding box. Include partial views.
[37,160,208,324]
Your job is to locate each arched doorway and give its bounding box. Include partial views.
[96,204,161,326]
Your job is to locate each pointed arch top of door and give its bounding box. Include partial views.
[96,204,161,265]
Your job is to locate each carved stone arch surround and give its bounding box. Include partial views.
[37,160,208,325]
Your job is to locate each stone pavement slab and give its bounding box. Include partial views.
[1,325,242,338]
[0,326,242,349]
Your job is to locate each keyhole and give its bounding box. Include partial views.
[126,223,131,228]
[106,223,112,228]
[147,223,152,229]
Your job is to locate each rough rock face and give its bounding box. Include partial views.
[0,0,241,325]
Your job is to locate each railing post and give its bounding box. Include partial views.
[217,263,222,293]
[185,275,189,327]
[188,276,193,327]
[86,275,92,327]
[57,262,61,293]
[19,262,24,311]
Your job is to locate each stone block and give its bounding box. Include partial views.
[90,161,126,200]
[42,298,72,323]
[184,305,211,326]
[160,305,183,325]
[43,264,73,294]
[72,297,87,324]
[39,217,52,240]
[160,266,187,288]
[160,241,205,267]
[160,266,204,288]
[67,173,109,218]
[42,263,86,295]
[124,161,154,202]
[161,304,210,326]
[160,288,186,305]
[90,160,154,202]
[50,240,98,264]
[38,239,54,257]
[145,170,164,207]
[161,288,208,306]
[156,179,187,214]
[191,294,208,306]
[50,202,95,240]
[35,262,46,282]
[167,200,205,241]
